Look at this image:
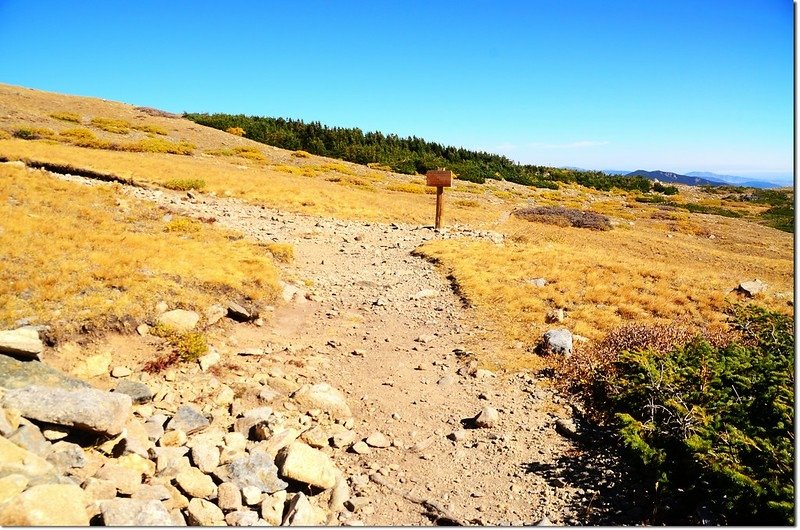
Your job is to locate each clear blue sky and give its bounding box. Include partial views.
[0,0,793,183]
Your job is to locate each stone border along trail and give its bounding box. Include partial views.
[47,169,634,525]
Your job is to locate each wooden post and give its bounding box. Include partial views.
[425,169,452,229]
[435,186,444,229]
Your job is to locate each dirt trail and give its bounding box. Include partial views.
[59,175,635,525]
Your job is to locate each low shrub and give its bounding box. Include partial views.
[0,130,12,140]
[164,217,201,233]
[59,128,111,149]
[163,178,205,191]
[125,137,194,155]
[12,126,55,140]
[292,150,311,158]
[132,123,168,135]
[90,117,131,134]
[513,206,612,230]
[264,242,294,263]
[387,183,428,194]
[50,111,81,123]
[149,323,208,362]
[226,127,245,136]
[558,305,794,524]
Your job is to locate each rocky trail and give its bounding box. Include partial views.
[0,166,642,526]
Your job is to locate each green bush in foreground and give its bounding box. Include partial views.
[610,304,794,524]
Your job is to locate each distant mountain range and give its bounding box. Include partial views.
[625,170,720,187]
[564,167,788,188]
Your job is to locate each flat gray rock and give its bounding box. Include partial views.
[167,405,209,434]
[113,379,153,404]
[541,328,573,356]
[101,498,174,526]
[0,355,89,391]
[217,451,287,494]
[3,385,131,435]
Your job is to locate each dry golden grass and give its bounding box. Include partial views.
[416,215,793,363]
[0,164,281,334]
[0,83,792,369]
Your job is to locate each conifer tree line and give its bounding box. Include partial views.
[184,113,654,193]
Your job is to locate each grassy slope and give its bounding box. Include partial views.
[0,83,792,364]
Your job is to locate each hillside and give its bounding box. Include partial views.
[0,83,794,525]
[626,169,719,186]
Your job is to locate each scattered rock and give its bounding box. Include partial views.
[175,467,217,499]
[0,327,44,360]
[365,432,391,448]
[528,278,548,288]
[167,405,209,434]
[8,421,50,456]
[260,490,287,525]
[136,324,150,336]
[3,385,131,435]
[218,481,244,511]
[218,451,287,494]
[227,302,252,322]
[474,407,499,428]
[276,442,337,489]
[191,442,221,473]
[291,383,352,419]
[351,441,371,455]
[96,461,142,496]
[555,418,579,440]
[46,440,86,470]
[540,328,573,357]
[225,510,259,526]
[205,304,227,327]
[736,278,768,297]
[157,309,200,332]
[100,498,174,526]
[0,483,89,526]
[546,308,566,323]
[114,379,153,404]
[186,497,225,526]
[0,435,55,478]
[111,365,133,378]
[241,485,263,505]
[198,350,221,372]
[283,492,325,526]
[0,355,89,391]
[413,289,439,299]
[301,425,330,448]
[415,334,435,344]
[448,429,467,442]
[72,351,112,378]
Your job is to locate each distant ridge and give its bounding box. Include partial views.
[626,169,719,187]
[685,171,782,189]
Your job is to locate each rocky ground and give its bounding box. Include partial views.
[0,166,646,526]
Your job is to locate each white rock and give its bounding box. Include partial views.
[276,442,337,489]
[0,328,43,360]
[157,309,200,332]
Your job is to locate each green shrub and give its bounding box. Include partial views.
[149,323,208,362]
[609,304,794,524]
[652,182,679,195]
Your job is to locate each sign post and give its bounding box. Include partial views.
[425,169,453,229]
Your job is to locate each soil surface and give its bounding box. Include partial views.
[51,173,643,525]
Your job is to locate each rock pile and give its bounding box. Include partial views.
[0,354,360,526]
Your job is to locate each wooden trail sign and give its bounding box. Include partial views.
[426,169,453,229]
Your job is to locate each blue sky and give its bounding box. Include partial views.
[0,1,793,183]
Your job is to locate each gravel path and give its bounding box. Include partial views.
[58,174,639,525]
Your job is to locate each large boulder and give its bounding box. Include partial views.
[736,279,768,297]
[276,442,337,490]
[0,355,89,391]
[2,385,132,436]
[0,328,43,360]
[157,309,200,332]
[540,328,573,356]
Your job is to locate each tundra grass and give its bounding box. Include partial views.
[0,164,281,335]
[416,216,793,370]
